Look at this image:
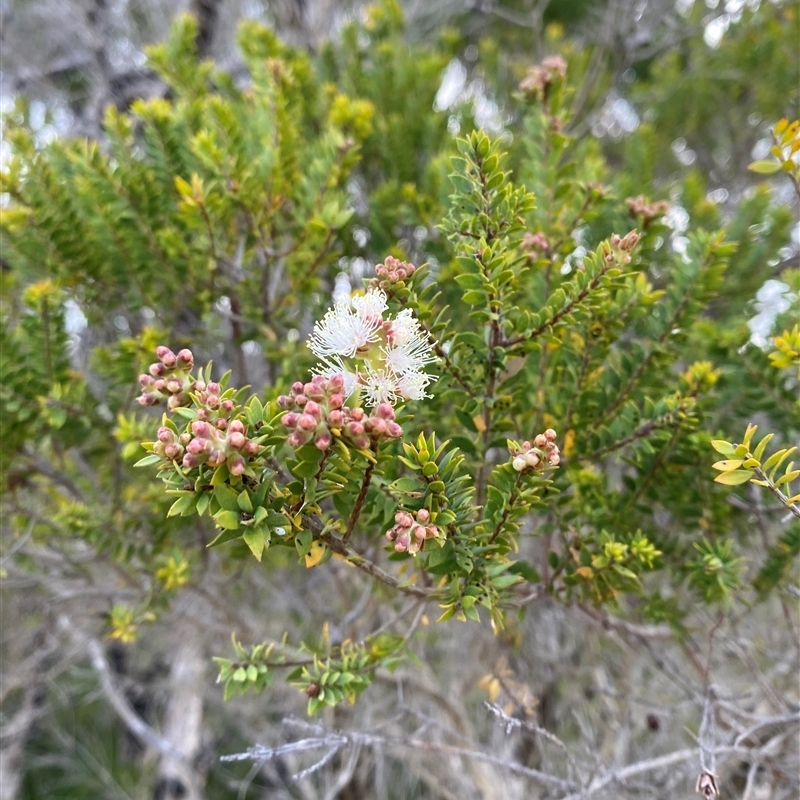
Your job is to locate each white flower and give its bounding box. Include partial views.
[308,300,381,358]
[306,285,438,407]
[396,369,432,401]
[361,367,399,406]
[351,288,388,320]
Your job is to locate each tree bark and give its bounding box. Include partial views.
[153,618,207,800]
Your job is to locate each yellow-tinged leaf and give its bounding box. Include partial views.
[743,424,758,448]
[711,440,736,456]
[576,566,594,579]
[473,414,487,433]
[753,433,774,462]
[775,470,799,487]
[304,541,327,568]
[712,459,744,472]
[562,429,576,457]
[775,118,789,136]
[714,470,753,485]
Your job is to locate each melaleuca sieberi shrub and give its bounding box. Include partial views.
[1,4,797,720]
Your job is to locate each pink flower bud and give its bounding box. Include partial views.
[354,435,370,450]
[138,393,158,406]
[287,432,304,448]
[244,441,260,455]
[177,348,194,367]
[350,408,365,422]
[196,408,209,420]
[164,443,183,459]
[369,418,387,436]
[179,433,191,446]
[139,374,154,387]
[329,394,344,410]
[512,456,526,472]
[277,395,291,408]
[545,428,557,441]
[228,432,246,449]
[374,402,394,420]
[291,381,305,394]
[524,451,541,468]
[206,394,220,409]
[427,525,439,538]
[387,422,402,438]
[156,345,175,363]
[298,414,317,431]
[221,400,234,414]
[192,380,206,392]
[304,383,324,401]
[346,421,364,437]
[304,400,321,418]
[207,382,220,395]
[548,453,560,466]
[412,525,426,542]
[327,409,344,427]
[216,418,228,430]
[192,421,212,438]
[395,512,413,528]
[168,393,188,409]
[149,362,165,377]
[228,455,246,476]
[207,449,226,468]
[166,379,183,394]
[282,412,299,428]
[329,374,345,391]
[416,508,430,523]
[295,395,308,407]
[187,438,210,455]
[534,434,547,448]
[157,427,173,443]
[183,453,200,469]
[314,433,332,450]
[228,420,245,434]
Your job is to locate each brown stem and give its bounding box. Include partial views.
[343,456,376,544]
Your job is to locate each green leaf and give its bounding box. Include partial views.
[748,160,781,174]
[243,528,266,562]
[134,453,163,467]
[214,509,241,530]
[710,440,736,456]
[714,470,753,486]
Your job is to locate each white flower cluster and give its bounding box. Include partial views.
[307,288,437,406]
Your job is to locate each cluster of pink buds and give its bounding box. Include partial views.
[370,255,416,291]
[155,416,260,475]
[385,508,440,555]
[510,429,560,472]
[519,55,567,101]
[278,374,403,451]
[522,232,550,258]
[605,231,640,265]
[138,346,195,409]
[626,195,670,227]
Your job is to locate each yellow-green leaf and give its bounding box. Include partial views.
[714,470,753,486]
[712,459,744,472]
[711,440,736,456]
[748,160,781,175]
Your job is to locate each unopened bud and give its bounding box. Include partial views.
[192,421,212,438]
[298,414,317,431]
[176,348,194,367]
[512,456,526,472]
[387,422,402,437]
[157,427,173,443]
[228,455,246,476]
[328,409,343,427]
[228,420,245,434]
[228,432,246,449]
[544,428,557,441]
[314,433,332,450]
